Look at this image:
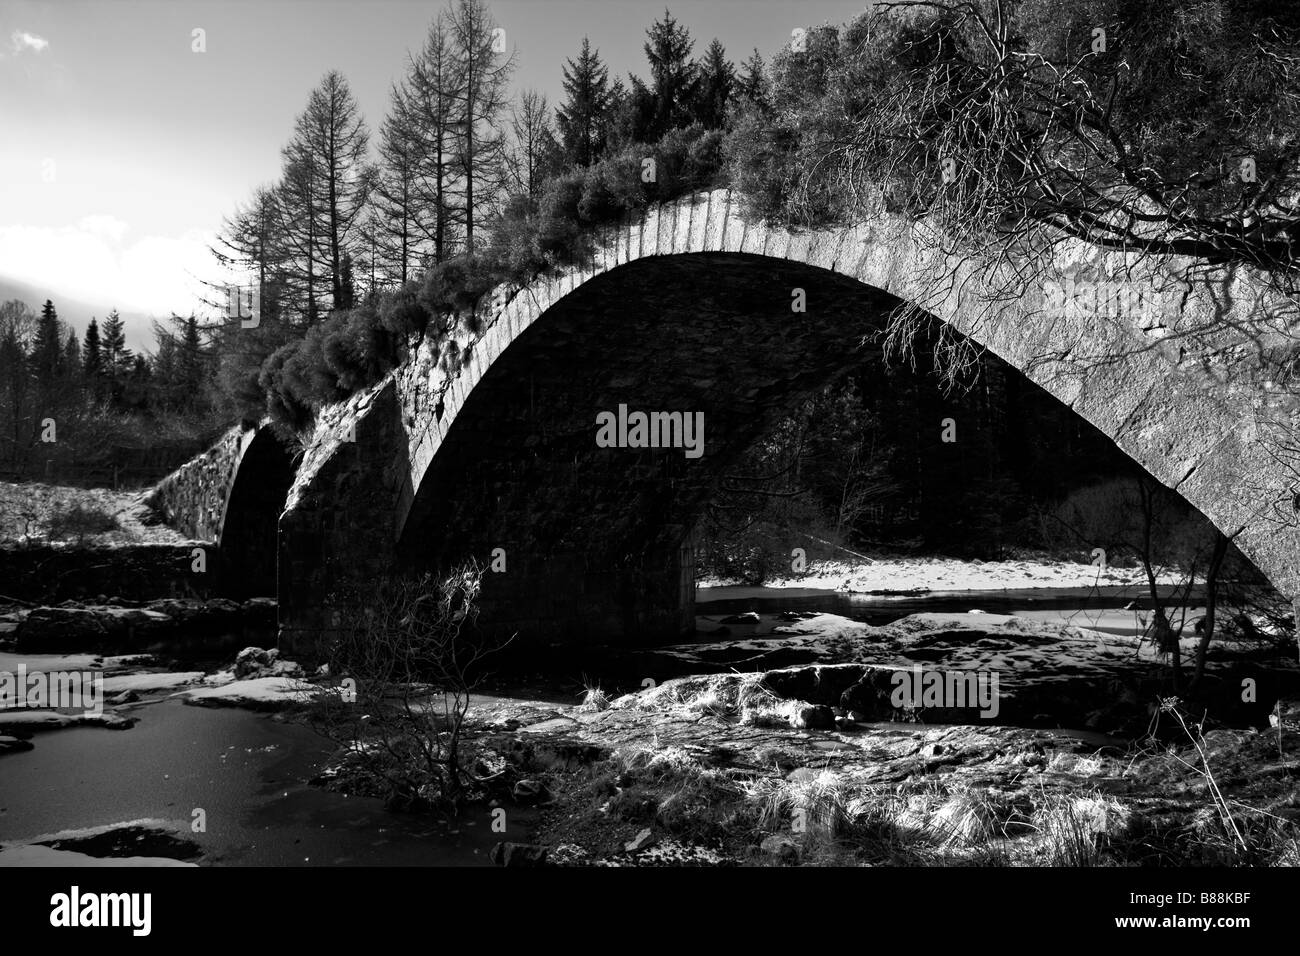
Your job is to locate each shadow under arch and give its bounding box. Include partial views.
[220,426,296,600]
[390,250,1265,645]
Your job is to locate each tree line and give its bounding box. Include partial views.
[0,298,216,482]
[212,1,764,433]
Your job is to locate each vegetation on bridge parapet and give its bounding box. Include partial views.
[212,0,1300,440]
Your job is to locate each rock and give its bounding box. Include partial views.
[784,767,823,784]
[624,828,656,853]
[269,659,304,678]
[760,833,800,863]
[0,735,34,754]
[719,612,761,625]
[145,598,243,635]
[181,676,313,711]
[793,704,836,730]
[921,742,946,757]
[108,690,139,706]
[14,604,172,652]
[839,669,899,720]
[234,646,272,678]
[15,606,107,650]
[1271,698,1300,734]
[512,778,546,803]
[490,842,548,867]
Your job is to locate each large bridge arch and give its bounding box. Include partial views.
[277,189,1300,650]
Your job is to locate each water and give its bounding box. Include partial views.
[0,699,525,865]
[0,584,1195,863]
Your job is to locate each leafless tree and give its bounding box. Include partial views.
[311,561,512,809]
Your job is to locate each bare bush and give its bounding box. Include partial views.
[310,561,511,809]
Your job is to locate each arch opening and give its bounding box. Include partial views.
[393,251,1274,646]
[221,429,295,600]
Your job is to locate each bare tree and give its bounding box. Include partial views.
[448,0,515,253]
[373,87,426,286]
[311,561,512,809]
[281,70,373,316]
[504,89,557,201]
[403,13,465,264]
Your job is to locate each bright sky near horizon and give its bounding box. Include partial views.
[0,0,870,343]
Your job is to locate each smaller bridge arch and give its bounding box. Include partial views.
[149,421,295,598]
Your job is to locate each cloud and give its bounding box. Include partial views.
[0,217,215,321]
[10,30,50,55]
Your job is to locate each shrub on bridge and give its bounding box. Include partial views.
[418,256,502,332]
[258,341,314,435]
[577,150,647,222]
[377,281,430,344]
[321,303,394,393]
[533,171,591,264]
[646,124,727,200]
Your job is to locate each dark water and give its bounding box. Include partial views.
[695,584,1202,638]
[0,700,526,865]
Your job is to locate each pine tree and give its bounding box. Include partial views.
[556,37,615,167]
[737,48,768,109]
[609,75,657,146]
[82,317,103,397]
[61,330,80,384]
[693,39,734,129]
[179,314,204,398]
[100,309,132,406]
[30,299,62,388]
[152,324,178,410]
[643,10,697,139]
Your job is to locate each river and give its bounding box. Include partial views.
[0,583,1190,864]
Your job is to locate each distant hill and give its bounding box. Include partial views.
[0,274,158,353]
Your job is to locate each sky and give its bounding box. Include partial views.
[0,0,871,347]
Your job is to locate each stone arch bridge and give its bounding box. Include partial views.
[152,189,1300,652]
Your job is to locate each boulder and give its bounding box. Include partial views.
[512,778,546,804]
[234,647,272,679]
[624,828,656,853]
[793,704,836,730]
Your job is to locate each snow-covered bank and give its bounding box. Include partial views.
[699,556,1193,594]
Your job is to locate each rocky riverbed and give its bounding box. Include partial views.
[2,608,1297,867]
